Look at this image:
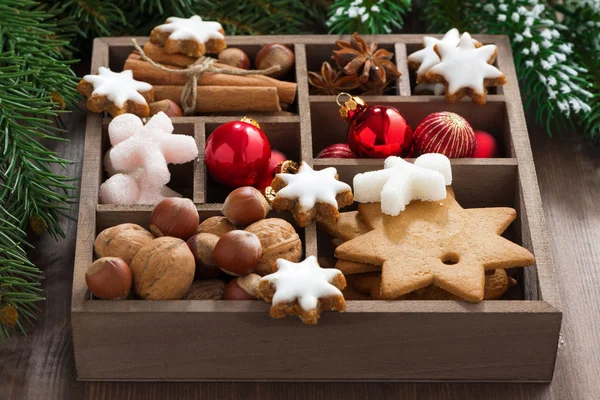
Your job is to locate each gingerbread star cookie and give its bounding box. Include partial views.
[335,187,535,302]
[150,15,226,57]
[271,162,353,227]
[317,211,369,242]
[77,67,154,117]
[257,256,346,324]
[408,28,460,83]
[425,32,506,105]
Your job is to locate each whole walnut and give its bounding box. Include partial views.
[94,223,154,265]
[130,237,195,300]
[245,218,302,276]
[182,280,226,300]
[196,216,236,237]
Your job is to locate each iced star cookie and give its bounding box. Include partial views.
[425,32,506,105]
[271,162,353,227]
[408,28,460,83]
[150,15,226,57]
[77,67,154,117]
[257,256,346,324]
[335,188,535,302]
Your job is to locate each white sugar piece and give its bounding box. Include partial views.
[107,112,198,186]
[261,256,344,311]
[99,170,182,205]
[428,32,503,95]
[353,154,452,215]
[83,67,153,108]
[413,153,452,185]
[275,162,352,211]
[108,114,143,146]
[408,28,460,76]
[103,149,117,176]
[155,15,224,43]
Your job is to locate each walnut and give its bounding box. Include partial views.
[245,218,302,276]
[196,216,236,237]
[94,223,154,265]
[130,237,195,300]
[182,280,226,300]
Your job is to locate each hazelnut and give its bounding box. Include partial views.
[245,218,302,276]
[224,274,260,300]
[255,44,294,79]
[149,99,183,117]
[213,230,262,276]
[183,280,226,300]
[218,48,250,69]
[186,233,225,279]
[195,216,236,237]
[130,237,195,300]
[149,198,199,240]
[222,186,270,226]
[85,257,132,300]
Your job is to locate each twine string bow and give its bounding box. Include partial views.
[132,39,281,115]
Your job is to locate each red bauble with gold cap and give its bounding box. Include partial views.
[205,118,271,188]
[338,94,413,158]
[413,112,476,158]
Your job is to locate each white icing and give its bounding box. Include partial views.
[414,83,446,96]
[83,67,153,108]
[353,154,452,216]
[275,162,352,211]
[154,15,224,44]
[428,32,504,95]
[100,112,198,205]
[408,28,460,77]
[261,256,344,311]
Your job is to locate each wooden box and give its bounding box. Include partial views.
[71,35,562,382]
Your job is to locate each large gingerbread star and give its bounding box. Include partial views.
[335,188,535,302]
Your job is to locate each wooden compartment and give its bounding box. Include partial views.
[72,35,561,382]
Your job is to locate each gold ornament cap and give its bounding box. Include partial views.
[336,92,368,122]
[240,116,260,128]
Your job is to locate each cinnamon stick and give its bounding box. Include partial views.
[154,85,282,113]
[124,55,297,104]
[142,42,196,68]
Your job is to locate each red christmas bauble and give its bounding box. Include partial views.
[347,105,413,158]
[205,119,271,187]
[413,112,476,158]
[473,130,497,158]
[414,111,477,158]
[317,143,356,159]
[254,150,287,190]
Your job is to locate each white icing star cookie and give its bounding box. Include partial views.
[353,154,452,216]
[150,15,226,57]
[408,28,460,82]
[77,67,154,117]
[271,162,353,227]
[257,256,346,324]
[425,32,506,105]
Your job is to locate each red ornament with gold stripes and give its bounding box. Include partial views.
[413,112,476,158]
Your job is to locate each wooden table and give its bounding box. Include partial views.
[1,107,599,399]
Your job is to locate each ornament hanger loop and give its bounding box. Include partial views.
[336,92,353,107]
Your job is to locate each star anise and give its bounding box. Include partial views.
[333,33,401,89]
[308,61,361,95]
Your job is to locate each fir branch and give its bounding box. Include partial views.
[327,0,411,34]
[422,0,470,32]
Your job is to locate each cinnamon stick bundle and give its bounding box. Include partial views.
[124,54,297,104]
[142,42,196,68]
[154,86,282,113]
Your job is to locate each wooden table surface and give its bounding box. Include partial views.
[1,106,599,399]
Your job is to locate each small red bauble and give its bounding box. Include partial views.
[346,105,413,158]
[205,119,271,188]
[317,143,356,158]
[473,130,498,158]
[413,112,476,158]
[254,150,287,190]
